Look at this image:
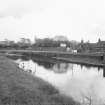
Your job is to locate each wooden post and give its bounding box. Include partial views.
[103,52,105,77]
[103,52,105,64]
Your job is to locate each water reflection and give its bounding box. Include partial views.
[37,62,54,70]
[14,57,105,105]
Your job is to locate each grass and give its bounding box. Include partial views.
[0,56,80,105]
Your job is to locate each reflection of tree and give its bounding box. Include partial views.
[65,63,69,70]
[8,55,30,61]
[31,57,55,70]
[7,56,20,60]
[37,62,54,69]
[80,64,84,70]
[53,63,69,73]
[98,67,101,71]
[103,66,105,77]
[57,63,60,70]
[20,56,30,61]
[11,55,74,74]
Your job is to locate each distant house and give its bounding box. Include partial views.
[60,43,67,47]
[88,40,105,52]
[96,40,105,52]
[78,39,105,53]
[53,35,69,48]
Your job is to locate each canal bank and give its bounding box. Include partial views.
[0,55,79,105]
[0,50,104,67]
[52,56,104,67]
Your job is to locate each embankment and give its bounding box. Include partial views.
[0,56,79,105]
[51,52,104,67]
[1,49,104,67]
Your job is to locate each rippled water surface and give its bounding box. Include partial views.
[13,57,105,105]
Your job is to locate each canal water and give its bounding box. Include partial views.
[11,56,105,105]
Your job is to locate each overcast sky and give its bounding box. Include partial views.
[0,0,105,42]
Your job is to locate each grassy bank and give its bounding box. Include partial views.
[0,56,79,105]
